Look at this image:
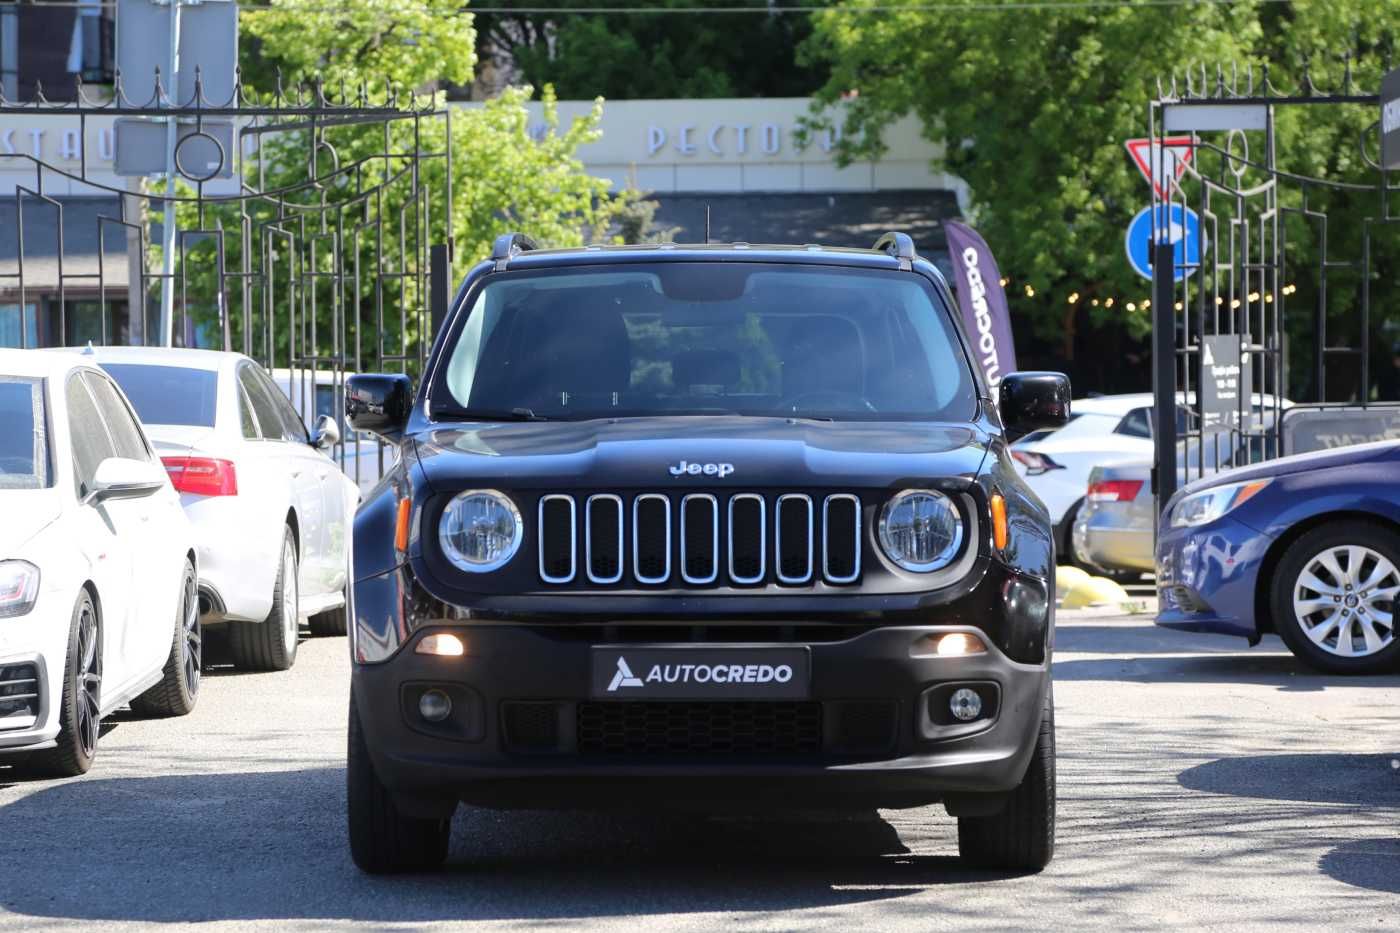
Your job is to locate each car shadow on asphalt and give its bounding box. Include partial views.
[0,768,1025,923]
[1177,752,1400,895]
[1054,649,1398,691]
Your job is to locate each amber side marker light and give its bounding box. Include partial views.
[394,498,412,552]
[416,633,465,657]
[990,493,1008,550]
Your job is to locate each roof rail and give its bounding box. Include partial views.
[491,232,540,269]
[873,232,916,270]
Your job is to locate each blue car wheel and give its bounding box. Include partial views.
[1270,521,1400,675]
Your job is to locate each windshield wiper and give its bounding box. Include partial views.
[445,407,550,422]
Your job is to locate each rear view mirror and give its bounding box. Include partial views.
[999,372,1071,442]
[312,414,342,450]
[88,457,166,504]
[346,374,413,441]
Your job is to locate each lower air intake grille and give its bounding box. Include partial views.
[501,701,562,752]
[577,701,822,756]
[0,662,40,730]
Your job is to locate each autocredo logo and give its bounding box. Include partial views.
[606,655,793,692]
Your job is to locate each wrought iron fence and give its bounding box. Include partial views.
[1148,60,1399,514]
[0,68,454,489]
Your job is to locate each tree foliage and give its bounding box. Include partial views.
[472,0,827,99]
[803,0,1399,398]
[171,1,631,363]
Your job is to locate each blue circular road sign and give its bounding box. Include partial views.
[1125,204,1204,282]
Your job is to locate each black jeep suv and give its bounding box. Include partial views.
[344,232,1069,874]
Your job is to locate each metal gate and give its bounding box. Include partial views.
[0,72,454,489]
[1149,63,1399,513]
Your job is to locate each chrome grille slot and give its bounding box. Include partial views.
[585,495,624,584]
[681,494,719,584]
[727,493,766,584]
[632,494,672,584]
[538,495,577,583]
[822,494,861,584]
[776,494,814,584]
[538,491,859,588]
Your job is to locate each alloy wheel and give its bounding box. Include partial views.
[283,540,299,655]
[182,572,201,697]
[1292,545,1399,658]
[75,602,101,759]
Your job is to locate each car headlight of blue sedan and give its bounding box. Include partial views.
[1170,478,1272,528]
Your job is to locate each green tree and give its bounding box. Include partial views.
[472,0,827,99]
[169,0,630,365]
[802,0,1398,398]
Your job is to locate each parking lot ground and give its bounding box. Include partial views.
[1,611,1397,931]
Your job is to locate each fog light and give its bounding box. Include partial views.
[949,688,982,722]
[936,632,986,657]
[416,633,465,657]
[419,690,452,722]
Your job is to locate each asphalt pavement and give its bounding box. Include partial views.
[1,610,1397,931]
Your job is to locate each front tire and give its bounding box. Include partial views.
[1270,521,1400,675]
[26,591,101,778]
[130,560,200,718]
[229,527,300,672]
[958,689,1056,872]
[308,593,347,637]
[347,694,452,873]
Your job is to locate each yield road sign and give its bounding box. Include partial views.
[1125,204,1204,282]
[1125,136,1195,200]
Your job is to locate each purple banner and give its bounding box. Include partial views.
[945,221,1017,388]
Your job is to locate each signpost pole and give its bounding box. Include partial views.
[1151,241,1177,522]
[158,0,182,347]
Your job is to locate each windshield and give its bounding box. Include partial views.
[101,363,218,427]
[0,377,49,489]
[437,263,977,422]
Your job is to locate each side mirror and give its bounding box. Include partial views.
[346,373,413,441]
[312,414,342,450]
[88,457,166,504]
[999,372,1071,442]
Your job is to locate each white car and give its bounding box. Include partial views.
[1013,392,1290,567]
[78,347,359,671]
[0,350,199,777]
[272,368,398,495]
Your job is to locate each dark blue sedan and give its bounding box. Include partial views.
[1156,440,1400,674]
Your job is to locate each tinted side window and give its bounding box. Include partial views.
[1115,408,1152,438]
[237,382,259,439]
[255,368,308,443]
[84,373,151,462]
[239,366,284,440]
[66,375,118,499]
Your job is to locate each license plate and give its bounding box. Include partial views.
[590,646,811,699]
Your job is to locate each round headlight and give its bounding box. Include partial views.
[878,490,963,573]
[439,489,522,572]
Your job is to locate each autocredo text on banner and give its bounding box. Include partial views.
[945,221,1017,389]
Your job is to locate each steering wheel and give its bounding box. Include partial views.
[776,391,878,414]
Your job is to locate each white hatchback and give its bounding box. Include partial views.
[0,350,199,777]
[81,348,359,672]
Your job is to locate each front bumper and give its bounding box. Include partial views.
[352,623,1050,812]
[0,651,57,754]
[1155,514,1273,641]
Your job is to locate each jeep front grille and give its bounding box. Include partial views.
[536,492,863,588]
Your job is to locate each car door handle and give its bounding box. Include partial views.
[317,469,329,479]
[291,469,303,478]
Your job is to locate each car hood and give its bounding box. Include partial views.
[0,488,64,554]
[413,416,990,490]
[1176,439,1400,497]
